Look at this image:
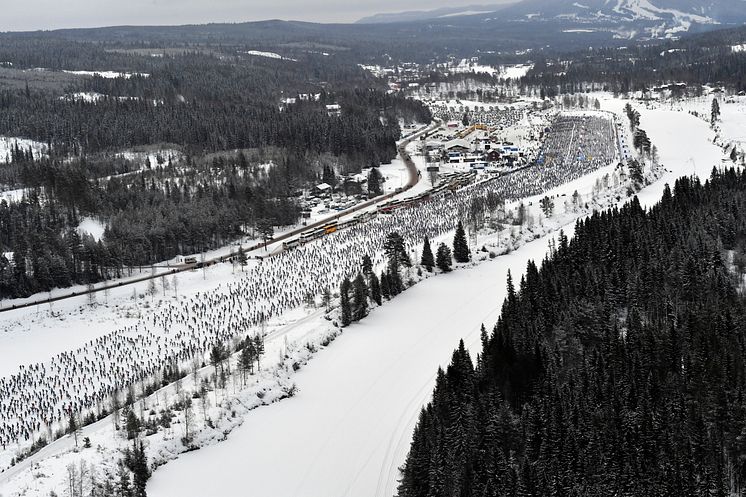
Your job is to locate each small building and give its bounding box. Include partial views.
[343,177,365,196]
[485,150,502,162]
[444,138,471,153]
[314,183,333,196]
[325,104,342,117]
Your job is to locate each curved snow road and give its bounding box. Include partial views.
[147,230,563,497]
[0,122,436,315]
[147,105,730,497]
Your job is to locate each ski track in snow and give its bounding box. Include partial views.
[0,95,737,497]
[146,99,733,497]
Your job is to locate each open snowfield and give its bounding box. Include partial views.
[443,61,534,80]
[0,95,737,496]
[0,136,47,164]
[598,94,727,205]
[61,70,149,79]
[77,217,106,241]
[244,50,297,62]
[146,96,732,497]
[148,230,561,497]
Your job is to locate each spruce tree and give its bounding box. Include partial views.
[380,271,391,300]
[237,245,248,270]
[384,232,411,267]
[436,243,452,272]
[352,273,369,321]
[369,272,382,305]
[129,438,150,497]
[117,462,133,497]
[453,221,470,263]
[388,257,403,296]
[340,277,352,327]
[421,236,435,272]
[711,98,720,126]
[367,167,384,197]
[361,254,373,276]
[125,409,141,440]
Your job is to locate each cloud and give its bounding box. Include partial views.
[0,0,514,31]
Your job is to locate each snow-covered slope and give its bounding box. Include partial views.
[146,101,733,497]
[507,0,743,21]
[356,3,517,24]
[500,0,746,38]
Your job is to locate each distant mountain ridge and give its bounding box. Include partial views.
[501,0,746,23]
[500,0,746,38]
[355,3,517,24]
[359,0,746,38]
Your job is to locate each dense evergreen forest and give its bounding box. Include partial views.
[0,38,431,299]
[398,168,746,497]
[523,26,746,93]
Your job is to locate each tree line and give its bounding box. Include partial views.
[398,168,746,497]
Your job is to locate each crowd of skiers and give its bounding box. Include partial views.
[0,112,621,451]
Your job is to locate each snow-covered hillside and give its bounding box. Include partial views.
[0,94,742,497]
[146,99,735,497]
[498,0,746,37]
[0,136,48,164]
[243,50,297,62]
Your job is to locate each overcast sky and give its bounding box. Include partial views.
[0,0,515,32]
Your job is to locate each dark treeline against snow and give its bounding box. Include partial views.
[0,125,623,452]
[0,39,431,299]
[0,39,431,298]
[523,26,746,94]
[397,167,746,497]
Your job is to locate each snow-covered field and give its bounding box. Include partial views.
[443,60,534,80]
[243,50,297,62]
[0,136,47,164]
[0,94,739,497]
[145,97,734,497]
[497,63,534,80]
[77,217,106,241]
[61,70,149,79]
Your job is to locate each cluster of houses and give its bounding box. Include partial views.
[424,126,530,171]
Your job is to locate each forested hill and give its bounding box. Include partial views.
[0,37,432,300]
[398,168,746,497]
[523,25,746,93]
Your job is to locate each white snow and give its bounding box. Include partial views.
[497,63,533,80]
[61,70,149,79]
[145,95,734,497]
[0,94,739,497]
[244,50,297,62]
[0,136,48,164]
[77,217,106,241]
[438,10,493,18]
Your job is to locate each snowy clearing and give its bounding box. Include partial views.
[0,94,738,497]
[61,70,149,79]
[146,95,733,497]
[0,136,48,164]
[243,50,297,62]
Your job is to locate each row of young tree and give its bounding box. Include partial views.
[398,168,746,497]
[338,222,472,326]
